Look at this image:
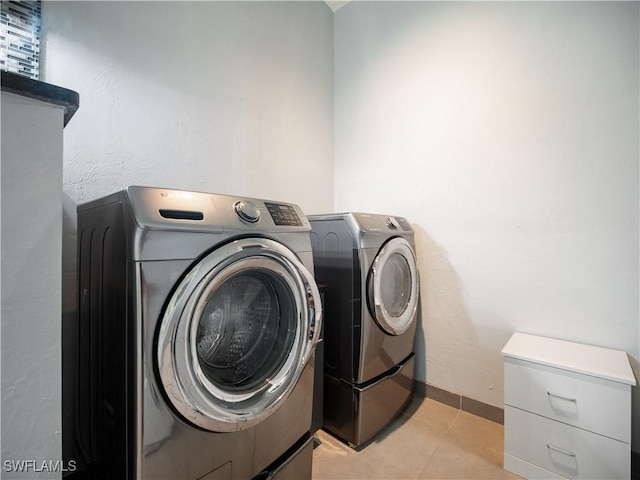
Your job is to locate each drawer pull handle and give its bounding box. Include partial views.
[546,443,576,457]
[547,391,577,402]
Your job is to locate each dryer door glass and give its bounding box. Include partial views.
[379,254,412,317]
[368,237,419,335]
[157,238,322,433]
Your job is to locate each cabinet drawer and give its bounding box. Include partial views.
[505,406,630,480]
[504,358,631,442]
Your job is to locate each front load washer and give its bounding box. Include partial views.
[72,186,322,479]
[308,213,419,446]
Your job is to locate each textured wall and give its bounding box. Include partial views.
[334,1,639,448]
[42,0,333,310]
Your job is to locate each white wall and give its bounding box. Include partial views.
[42,0,333,309]
[41,0,333,466]
[334,0,639,447]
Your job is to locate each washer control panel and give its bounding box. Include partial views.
[385,217,400,230]
[265,202,303,226]
[234,200,261,223]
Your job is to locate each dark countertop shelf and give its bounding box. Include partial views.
[1,71,79,127]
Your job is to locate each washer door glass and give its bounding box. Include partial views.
[195,270,295,392]
[157,238,321,432]
[368,237,419,335]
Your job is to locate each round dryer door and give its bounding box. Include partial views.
[367,237,419,335]
[156,238,322,432]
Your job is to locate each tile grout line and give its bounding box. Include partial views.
[413,408,466,480]
[354,405,462,479]
[312,397,508,479]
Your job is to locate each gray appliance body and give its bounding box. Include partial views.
[308,213,419,446]
[74,186,321,479]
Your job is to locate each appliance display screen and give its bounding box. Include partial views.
[265,203,303,226]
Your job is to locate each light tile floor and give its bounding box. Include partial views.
[312,397,523,480]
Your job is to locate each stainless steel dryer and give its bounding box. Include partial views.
[72,186,322,479]
[308,213,419,446]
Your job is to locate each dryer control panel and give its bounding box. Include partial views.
[352,213,413,233]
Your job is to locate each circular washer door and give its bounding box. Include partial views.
[367,237,419,335]
[156,237,321,432]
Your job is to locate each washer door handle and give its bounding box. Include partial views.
[300,267,323,366]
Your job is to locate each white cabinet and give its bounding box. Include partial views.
[1,71,78,477]
[502,333,635,480]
